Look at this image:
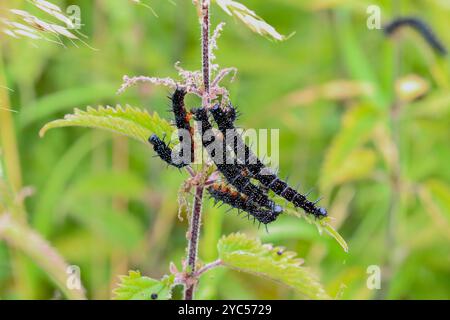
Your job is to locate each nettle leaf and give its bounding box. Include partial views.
[214,0,289,41]
[39,105,175,144]
[114,271,175,300]
[218,233,331,300]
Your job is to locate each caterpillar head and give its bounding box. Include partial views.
[314,207,328,219]
[148,134,159,145]
[258,209,281,225]
[210,103,236,129]
[273,204,283,215]
[191,107,208,121]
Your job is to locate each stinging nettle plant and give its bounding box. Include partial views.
[40,0,348,300]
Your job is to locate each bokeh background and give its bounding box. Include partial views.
[0,0,449,299]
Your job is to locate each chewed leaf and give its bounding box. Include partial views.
[113,271,174,300]
[218,233,330,300]
[214,0,289,41]
[39,105,175,144]
[285,208,349,253]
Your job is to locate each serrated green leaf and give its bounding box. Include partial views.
[113,271,175,300]
[217,233,331,299]
[39,105,175,144]
[320,104,379,192]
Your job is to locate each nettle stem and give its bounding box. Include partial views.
[184,186,204,300]
[201,0,211,98]
[184,0,210,301]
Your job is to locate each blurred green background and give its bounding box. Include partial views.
[0,0,449,299]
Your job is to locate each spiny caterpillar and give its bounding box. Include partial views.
[193,107,283,217]
[148,134,188,169]
[148,88,193,168]
[384,17,447,56]
[148,89,327,225]
[207,183,281,225]
[170,88,194,163]
[210,104,328,219]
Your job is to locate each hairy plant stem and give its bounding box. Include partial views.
[184,186,205,300]
[195,259,223,277]
[201,0,211,98]
[184,0,210,300]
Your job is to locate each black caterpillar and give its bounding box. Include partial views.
[170,88,195,163]
[193,107,283,218]
[208,183,281,225]
[148,134,188,169]
[149,88,193,168]
[210,104,328,219]
[384,17,447,56]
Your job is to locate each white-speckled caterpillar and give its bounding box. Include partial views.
[210,104,328,219]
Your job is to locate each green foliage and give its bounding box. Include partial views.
[19,83,117,129]
[66,203,145,250]
[423,180,450,220]
[214,0,289,41]
[285,209,349,253]
[218,233,330,299]
[114,271,175,300]
[0,214,85,300]
[1,0,449,300]
[39,106,174,144]
[320,104,379,192]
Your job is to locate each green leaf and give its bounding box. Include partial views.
[321,222,349,253]
[217,233,331,299]
[335,10,387,107]
[39,105,175,144]
[284,209,349,253]
[33,133,108,236]
[113,271,175,300]
[0,214,86,300]
[320,104,379,191]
